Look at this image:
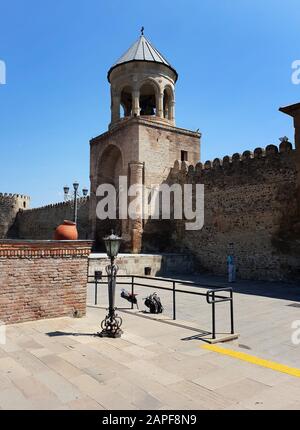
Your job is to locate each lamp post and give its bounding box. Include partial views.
[98,231,123,338]
[63,182,88,225]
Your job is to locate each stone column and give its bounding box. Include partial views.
[170,100,175,124]
[157,92,164,118]
[111,94,120,124]
[132,89,140,116]
[128,161,144,253]
[89,178,97,241]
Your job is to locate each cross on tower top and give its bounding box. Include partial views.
[140,26,144,36]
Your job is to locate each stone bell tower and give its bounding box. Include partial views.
[89,30,201,252]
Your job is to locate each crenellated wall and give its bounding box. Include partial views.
[15,197,90,240]
[0,193,30,238]
[167,141,300,281]
[0,140,298,281]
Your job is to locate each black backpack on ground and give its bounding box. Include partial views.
[144,293,163,314]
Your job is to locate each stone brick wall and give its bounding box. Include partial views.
[168,142,300,281]
[13,197,90,240]
[88,253,195,277]
[0,240,92,324]
[0,193,30,238]
[138,118,200,188]
[89,116,200,250]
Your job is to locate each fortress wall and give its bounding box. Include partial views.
[15,197,90,240]
[169,142,300,281]
[0,193,30,238]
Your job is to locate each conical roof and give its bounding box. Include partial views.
[107,34,178,82]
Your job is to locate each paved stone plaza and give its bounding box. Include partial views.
[0,276,300,410]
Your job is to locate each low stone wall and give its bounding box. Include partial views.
[0,240,93,324]
[88,253,195,277]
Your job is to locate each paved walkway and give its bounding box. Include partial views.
[1,274,300,410]
[88,274,300,367]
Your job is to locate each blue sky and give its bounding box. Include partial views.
[0,0,299,207]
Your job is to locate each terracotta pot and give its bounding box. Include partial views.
[54,220,78,240]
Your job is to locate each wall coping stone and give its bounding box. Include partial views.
[0,240,93,258]
[0,193,30,200]
[89,252,192,259]
[90,116,201,146]
[171,142,296,177]
[18,196,89,213]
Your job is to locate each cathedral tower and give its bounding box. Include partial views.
[107,30,177,128]
[90,30,201,251]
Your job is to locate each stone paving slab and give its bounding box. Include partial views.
[88,274,300,367]
[1,275,300,410]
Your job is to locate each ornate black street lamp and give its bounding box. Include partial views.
[63,182,88,225]
[98,231,123,338]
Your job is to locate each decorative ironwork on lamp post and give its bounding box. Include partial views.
[63,182,88,225]
[98,231,123,338]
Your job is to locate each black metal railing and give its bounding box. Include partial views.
[88,274,234,340]
[206,288,234,339]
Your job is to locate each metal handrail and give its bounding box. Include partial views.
[206,287,233,304]
[88,273,224,289]
[206,288,234,339]
[88,273,235,340]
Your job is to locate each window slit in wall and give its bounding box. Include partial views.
[181,150,188,162]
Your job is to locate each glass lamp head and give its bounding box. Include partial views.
[82,188,88,197]
[103,231,122,258]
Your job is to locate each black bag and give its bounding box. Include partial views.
[121,289,138,307]
[144,293,163,314]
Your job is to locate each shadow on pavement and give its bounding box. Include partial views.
[163,273,300,302]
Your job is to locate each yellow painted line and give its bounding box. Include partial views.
[202,344,300,378]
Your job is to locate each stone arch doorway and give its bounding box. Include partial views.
[95,145,124,249]
[97,144,123,186]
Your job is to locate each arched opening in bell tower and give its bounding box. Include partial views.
[139,83,157,116]
[120,86,133,118]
